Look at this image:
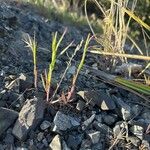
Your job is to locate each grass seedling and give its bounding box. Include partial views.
[66,34,91,102]
[24,33,38,90]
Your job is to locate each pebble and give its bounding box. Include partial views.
[88,131,101,144]
[49,135,61,150]
[40,120,51,130]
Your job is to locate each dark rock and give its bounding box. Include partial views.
[53,111,80,131]
[130,125,144,140]
[67,134,83,150]
[113,97,132,121]
[40,120,51,130]
[77,90,116,110]
[0,107,18,136]
[88,130,101,144]
[102,113,118,125]
[12,96,46,141]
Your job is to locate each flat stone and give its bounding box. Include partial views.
[67,134,83,150]
[88,131,101,144]
[130,125,144,140]
[126,136,140,147]
[102,114,117,125]
[37,132,44,142]
[40,120,51,130]
[53,111,80,131]
[114,97,132,121]
[77,90,116,110]
[49,135,61,150]
[82,114,95,130]
[0,107,18,136]
[12,96,45,141]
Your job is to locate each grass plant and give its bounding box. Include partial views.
[24,33,38,90]
[66,34,91,102]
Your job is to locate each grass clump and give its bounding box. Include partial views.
[24,33,38,90]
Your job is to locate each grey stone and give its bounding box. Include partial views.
[67,134,83,150]
[4,133,14,145]
[0,107,18,136]
[40,120,51,130]
[126,136,140,147]
[102,114,117,125]
[88,131,101,144]
[130,125,144,140]
[142,140,150,149]
[93,122,113,138]
[62,140,71,150]
[95,114,102,123]
[77,90,116,110]
[76,100,86,111]
[37,132,44,142]
[113,121,127,139]
[12,96,45,141]
[53,111,80,131]
[49,135,61,150]
[16,148,28,150]
[114,97,132,121]
[42,138,48,147]
[82,114,95,130]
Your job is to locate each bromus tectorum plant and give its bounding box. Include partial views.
[24,33,38,90]
[64,34,91,102]
[40,28,73,102]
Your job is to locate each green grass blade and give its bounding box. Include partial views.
[115,77,150,95]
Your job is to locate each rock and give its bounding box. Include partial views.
[114,97,132,121]
[77,90,116,110]
[37,132,44,142]
[141,140,150,149]
[16,147,28,150]
[126,136,140,147]
[80,139,92,150]
[3,133,14,145]
[67,134,83,150]
[93,122,113,138]
[102,114,117,126]
[40,120,51,130]
[53,111,80,131]
[62,140,71,150]
[67,66,76,78]
[113,121,127,139]
[115,63,142,75]
[76,100,86,111]
[0,107,18,136]
[88,131,101,144]
[130,125,144,140]
[91,142,103,150]
[12,96,45,141]
[42,138,48,147]
[95,114,102,123]
[82,114,95,130]
[49,135,61,150]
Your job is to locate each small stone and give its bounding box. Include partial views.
[37,132,44,142]
[67,66,76,77]
[130,125,144,140]
[114,97,132,121]
[142,140,150,149]
[53,111,80,131]
[42,138,48,147]
[126,136,140,147]
[16,147,28,150]
[93,122,113,138]
[40,120,51,130]
[62,140,71,150]
[77,90,116,110]
[67,134,83,150]
[4,133,14,145]
[12,96,45,141]
[95,114,102,123]
[0,107,18,136]
[113,121,127,139]
[49,135,61,150]
[88,131,101,144]
[76,100,86,111]
[82,114,95,130]
[102,114,117,125]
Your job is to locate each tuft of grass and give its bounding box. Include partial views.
[23,33,38,90]
[66,34,91,102]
